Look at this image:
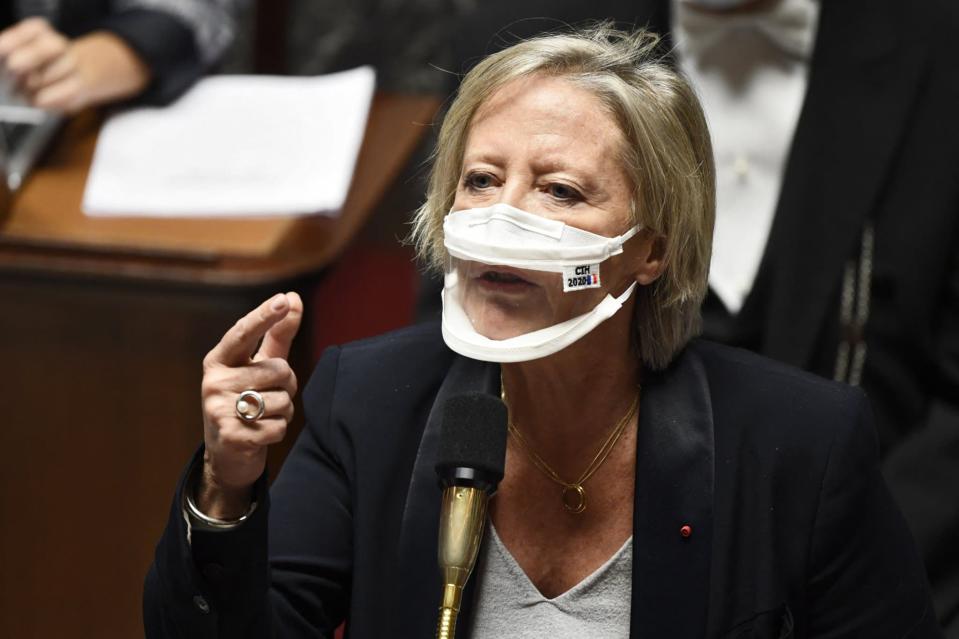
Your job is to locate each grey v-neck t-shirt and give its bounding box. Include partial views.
[468,524,633,637]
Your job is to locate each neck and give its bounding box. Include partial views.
[501,302,641,474]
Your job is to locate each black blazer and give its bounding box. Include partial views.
[448,1,959,626]
[144,323,940,638]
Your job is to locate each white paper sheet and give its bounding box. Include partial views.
[82,67,375,218]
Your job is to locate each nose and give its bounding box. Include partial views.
[495,181,530,211]
[495,180,560,220]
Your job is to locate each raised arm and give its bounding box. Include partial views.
[145,292,355,638]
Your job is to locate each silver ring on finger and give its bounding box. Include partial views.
[235,389,266,424]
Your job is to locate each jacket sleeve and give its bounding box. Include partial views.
[144,345,352,638]
[806,392,944,638]
[85,0,241,105]
[883,229,959,633]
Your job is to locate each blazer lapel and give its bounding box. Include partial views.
[391,355,500,637]
[757,0,927,366]
[630,344,715,638]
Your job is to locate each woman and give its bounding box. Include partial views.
[145,26,940,638]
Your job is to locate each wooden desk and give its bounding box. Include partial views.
[0,94,438,639]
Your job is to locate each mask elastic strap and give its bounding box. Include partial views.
[613,224,643,247]
[612,281,638,305]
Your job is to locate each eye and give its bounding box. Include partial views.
[463,171,497,191]
[546,182,583,202]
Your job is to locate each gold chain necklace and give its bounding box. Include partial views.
[501,380,639,514]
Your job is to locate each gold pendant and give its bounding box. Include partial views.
[562,484,587,514]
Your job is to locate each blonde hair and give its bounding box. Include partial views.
[411,24,715,370]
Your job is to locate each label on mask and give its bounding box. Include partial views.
[562,264,601,292]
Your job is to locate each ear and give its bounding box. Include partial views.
[631,230,666,286]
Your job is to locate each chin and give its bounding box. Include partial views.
[463,297,548,340]
[474,321,527,341]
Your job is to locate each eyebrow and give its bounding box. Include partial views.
[459,152,610,199]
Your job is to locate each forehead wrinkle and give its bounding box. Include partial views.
[461,148,507,168]
[467,120,609,173]
[463,75,629,195]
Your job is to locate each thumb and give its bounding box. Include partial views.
[257,292,303,361]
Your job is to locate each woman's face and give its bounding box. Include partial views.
[451,74,642,340]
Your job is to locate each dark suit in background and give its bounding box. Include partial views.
[439,1,959,629]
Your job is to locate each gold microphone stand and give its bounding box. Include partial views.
[435,485,489,639]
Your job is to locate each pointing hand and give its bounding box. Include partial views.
[196,292,303,519]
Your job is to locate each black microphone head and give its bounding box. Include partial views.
[435,392,508,492]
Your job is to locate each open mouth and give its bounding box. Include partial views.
[482,270,528,284]
[475,267,536,290]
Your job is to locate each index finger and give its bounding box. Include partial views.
[206,293,291,368]
[257,292,303,361]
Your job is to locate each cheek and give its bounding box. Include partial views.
[451,189,467,210]
[547,258,636,315]
[453,186,497,210]
[547,284,608,316]
[451,188,483,212]
[537,270,611,318]
[600,248,643,289]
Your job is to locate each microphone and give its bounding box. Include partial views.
[433,392,508,639]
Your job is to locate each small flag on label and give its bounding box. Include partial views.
[562,264,602,292]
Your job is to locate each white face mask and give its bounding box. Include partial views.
[441,203,641,363]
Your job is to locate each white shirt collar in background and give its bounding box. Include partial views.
[676,0,818,59]
[672,0,820,314]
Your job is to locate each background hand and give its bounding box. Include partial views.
[0,17,150,113]
[197,292,304,519]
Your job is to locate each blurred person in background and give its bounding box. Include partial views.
[0,0,244,111]
[286,0,454,94]
[434,0,959,632]
[283,0,460,240]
